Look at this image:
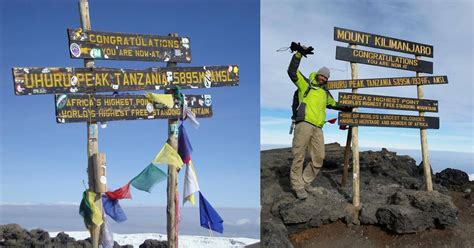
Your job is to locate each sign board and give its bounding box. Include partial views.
[335,46,433,74]
[338,93,438,112]
[334,27,434,58]
[67,28,191,62]
[13,65,239,95]
[55,94,212,123]
[338,112,439,129]
[327,76,447,90]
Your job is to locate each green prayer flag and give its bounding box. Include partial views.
[130,164,167,193]
[79,190,103,229]
[79,191,93,229]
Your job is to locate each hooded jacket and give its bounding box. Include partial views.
[287,52,345,127]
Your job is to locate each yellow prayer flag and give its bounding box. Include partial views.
[153,143,184,169]
[186,194,196,205]
[85,190,104,227]
[146,93,174,108]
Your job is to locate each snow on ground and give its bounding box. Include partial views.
[49,231,259,248]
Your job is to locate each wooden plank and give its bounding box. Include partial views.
[327,76,448,90]
[55,94,212,123]
[338,93,438,112]
[68,28,191,62]
[13,65,239,95]
[334,27,434,57]
[338,112,439,129]
[335,46,433,74]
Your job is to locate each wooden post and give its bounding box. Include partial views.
[93,153,107,193]
[79,1,103,247]
[349,44,361,224]
[341,127,352,186]
[166,33,179,248]
[416,55,434,192]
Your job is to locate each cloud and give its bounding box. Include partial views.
[470,174,474,181]
[226,218,253,226]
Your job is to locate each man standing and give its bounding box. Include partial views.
[287,42,350,199]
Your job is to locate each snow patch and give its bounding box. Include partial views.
[49,231,259,248]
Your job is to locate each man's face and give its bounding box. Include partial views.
[316,74,328,85]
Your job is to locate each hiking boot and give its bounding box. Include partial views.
[305,185,324,194]
[294,189,308,199]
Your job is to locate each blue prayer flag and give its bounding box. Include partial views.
[178,124,193,164]
[102,195,127,223]
[199,192,224,234]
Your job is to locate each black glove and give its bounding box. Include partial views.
[341,106,353,112]
[290,42,314,57]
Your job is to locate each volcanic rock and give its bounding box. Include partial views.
[261,143,461,246]
[435,168,470,191]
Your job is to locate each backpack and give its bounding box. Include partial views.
[291,87,312,121]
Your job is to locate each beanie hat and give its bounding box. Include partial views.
[316,66,330,79]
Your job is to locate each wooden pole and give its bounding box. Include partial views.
[341,127,352,186]
[79,1,103,247]
[166,33,179,248]
[416,55,433,192]
[349,44,361,224]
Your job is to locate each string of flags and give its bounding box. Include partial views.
[79,118,224,246]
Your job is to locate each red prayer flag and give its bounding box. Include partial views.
[105,182,132,200]
[327,118,337,124]
[339,125,348,130]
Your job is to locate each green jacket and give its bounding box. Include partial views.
[287,52,345,128]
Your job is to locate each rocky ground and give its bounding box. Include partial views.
[0,224,167,248]
[261,143,474,248]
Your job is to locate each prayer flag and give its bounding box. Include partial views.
[100,216,114,248]
[79,190,103,229]
[199,192,224,234]
[327,118,337,124]
[183,162,200,205]
[153,143,184,169]
[145,93,174,108]
[183,105,200,128]
[102,195,127,223]
[105,183,132,200]
[178,124,193,163]
[130,164,167,193]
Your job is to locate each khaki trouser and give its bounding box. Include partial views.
[290,121,325,191]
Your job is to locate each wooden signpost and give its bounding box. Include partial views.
[338,93,438,112]
[334,27,447,224]
[13,65,239,95]
[338,112,440,129]
[334,27,434,57]
[12,1,239,247]
[327,75,448,90]
[336,46,433,74]
[68,28,192,62]
[55,94,213,123]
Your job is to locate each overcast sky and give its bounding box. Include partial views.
[261,0,474,156]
